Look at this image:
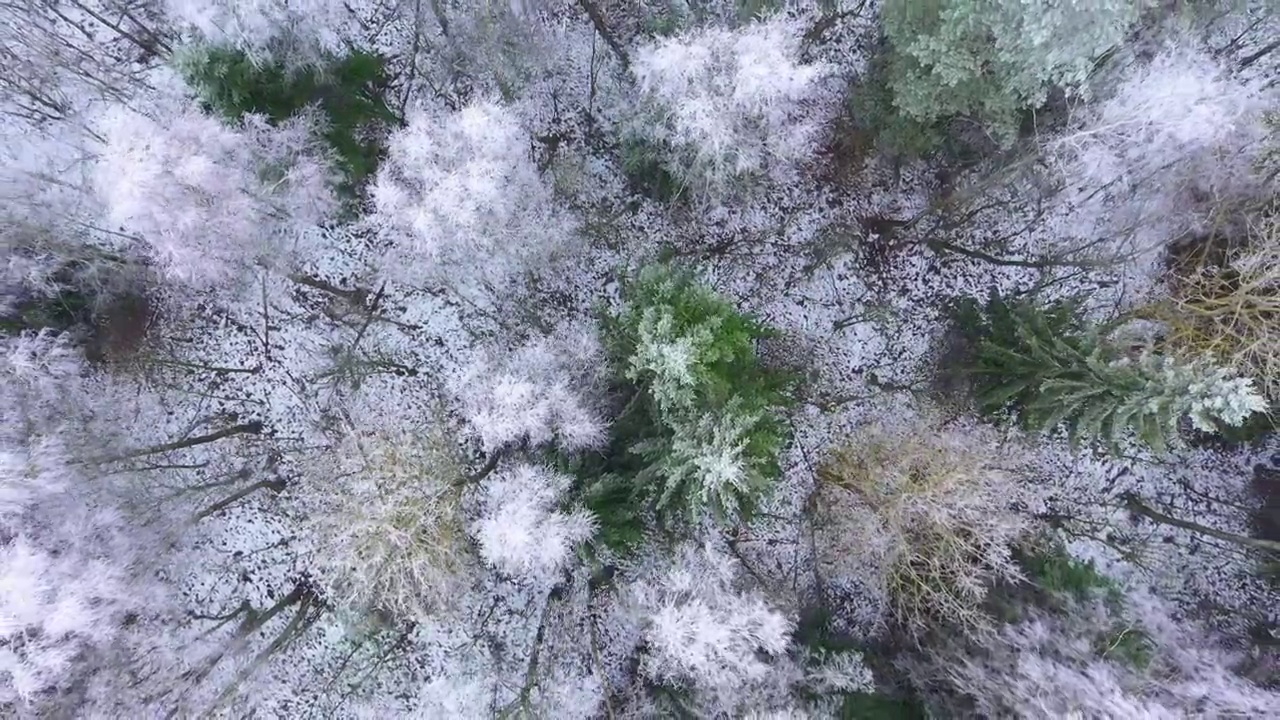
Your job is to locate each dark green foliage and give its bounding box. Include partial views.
[577,460,651,553]
[736,0,783,21]
[845,44,1016,164]
[794,605,861,655]
[1,248,136,341]
[1016,544,1155,670]
[554,374,658,554]
[846,50,943,160]
[952,291,1091,418]
[571,266,793,548]
[1098,626,1156,670]
[1,289,92,337]
[953,291,1202,452]
[1193,409,1277,448]
[647,682,702,718]
[794,609,927,719]
[621,136,684,204]
[177,46,397,197]
[614,266,793,520]
[840,692,927,720]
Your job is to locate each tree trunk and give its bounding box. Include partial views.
[1123,493,1280,554]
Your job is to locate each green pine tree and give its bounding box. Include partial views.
[957,292,1261,453]
[571,266,793,544]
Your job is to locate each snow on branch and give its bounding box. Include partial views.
[627,542,807,713]
[473,463,595,585]
[93,99,337,288]
[453,323,607,454]
[369,100,580,298]
[164,0,356,61]
[631,15,838,195]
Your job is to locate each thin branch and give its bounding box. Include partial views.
[459,449,504,486]
[576,0,630,72]
[193,478,288,521]
[94,421,264,464]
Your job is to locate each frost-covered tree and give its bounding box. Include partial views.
[883,0,1148,144]
[94,96,337,287]
[370,100,579,300]
[1,333,167,713]
[164,0,356,61]
[473,463,595,584]
[601,266,792,523]
[174,43,397,194]
[453,323,607,454]
[816,419,1041,640]
[302,421,472,621]
[627,542,805,714]
[1052,38,1276,281]
[0,530,138,706]
[0,1,168,127]
[2,2,1277,716]
[1157,213,1280,402]
[960,293,1266,452]
[931,591,1280,716]
[631,15,837,195]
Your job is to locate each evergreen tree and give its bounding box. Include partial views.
[958,293,1266,452]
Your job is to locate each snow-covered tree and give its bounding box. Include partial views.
[1157,213,1280,401]
[932,591,1280,716]
[369,100,579,300]
[472,464,595,585]
[631,15,837,195]
[604,266,792,523]
[0,1,167,127]
[1052,38,1274,254]
[164,0,356,61]
[626,542,824,715]
[453,323,607,454]
[0,529,138,706]
[883,0,1148,144]
[815,419,1041,640]
[93,97,337,287]
[0,3,1276,716]
[302,421,472,621]
[962,293,1267,452]
[1,333,167,714]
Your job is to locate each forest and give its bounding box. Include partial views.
[1,0,1279,717]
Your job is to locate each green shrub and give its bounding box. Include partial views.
[1,289,91,337]
[840,692,927,720]
[620,136,685,204]
[577,266,792,537]
[1017,544,1154,670]
[1097,625,1156,670]
[1019,544,1120,605]
[176,46,397,196]
[846,51,943,159]
[1,246,136,340]
[793,608,926,718]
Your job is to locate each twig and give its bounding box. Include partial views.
[459,449,504,486]
[576,0,630,72]
[193,478,288,521]
[94,421,265,464]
